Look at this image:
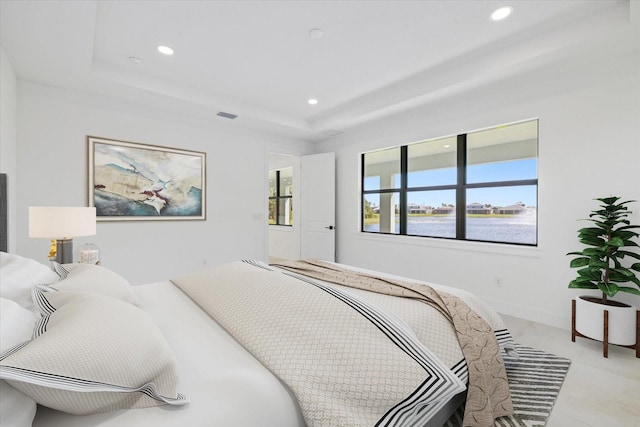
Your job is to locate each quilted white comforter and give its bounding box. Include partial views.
[172,260,514,427]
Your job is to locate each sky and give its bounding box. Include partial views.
[364,158,537,207]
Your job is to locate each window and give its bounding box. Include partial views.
[363,147,401,234]
[361,119,538,245]
[269,167,293,226]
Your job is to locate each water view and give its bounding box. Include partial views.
[364,214,537,245]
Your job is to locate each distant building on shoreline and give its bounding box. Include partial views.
[370,201,535,215]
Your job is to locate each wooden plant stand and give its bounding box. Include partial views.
[571,299,640,358]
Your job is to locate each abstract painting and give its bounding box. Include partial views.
[87,136,206,221]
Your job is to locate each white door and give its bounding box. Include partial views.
[300,152,335,261]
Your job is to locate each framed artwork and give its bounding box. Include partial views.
[87,136,206,221]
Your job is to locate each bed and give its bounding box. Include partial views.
[0,252,516,427]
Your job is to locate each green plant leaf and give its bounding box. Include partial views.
[611,267,635,277]
[617,225,640,231]
[569,257,590,268]
[582,248,607,257]
[630,263,640,272]
[617,286,640,296]
[577,267,601,280]
[588,259,609,269]
[609,273,633,283]
[566,251,585,256]
[617,250,640,260]
[580,237,606,247]
[591,220,611,229]
[568,279,597,289]
[597,196,620,205]
[613,230,639,240]
[607,274,640,287]
[605,237,624,247]
[597,282,619,297]
[589,221,609,230]
[578,227,606,237]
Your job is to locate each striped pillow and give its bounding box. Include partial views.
[0,290,188,415]
[0,298,39,426]
[0,252,59,312]
[44,263,138,306]
[50,261,70,279]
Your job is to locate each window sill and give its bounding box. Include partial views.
[356,231,541,258]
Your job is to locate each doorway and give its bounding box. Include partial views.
[266,152,336,263]
[267,153,300,263]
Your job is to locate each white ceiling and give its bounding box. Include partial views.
[0,0,634,142]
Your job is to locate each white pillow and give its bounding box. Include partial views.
[0,291,188,415]
[0,252,59,311]
[46,263,138,305]
[0,298,39,349]
[0,298,39,427]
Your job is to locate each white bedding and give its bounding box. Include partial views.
[32,281,304,427]
[0,253,515,427]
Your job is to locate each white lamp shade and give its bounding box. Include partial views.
[29,207,96,239]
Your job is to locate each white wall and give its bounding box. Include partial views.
[0,47,17,253]
[16,81,313,284]
[268,153,301,260]
[315,45,640,330]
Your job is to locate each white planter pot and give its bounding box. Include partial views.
[575,296,637,346]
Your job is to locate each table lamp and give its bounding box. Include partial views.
[29,207,96,264]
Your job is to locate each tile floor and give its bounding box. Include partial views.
[501,315,640,427]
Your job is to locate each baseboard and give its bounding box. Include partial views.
[483,296,570,331]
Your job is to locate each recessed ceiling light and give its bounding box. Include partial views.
[309,28,324,39]
[308,98,319,105]
[444,144,451,148]
[157,45,174,56]
[491,6,512,21]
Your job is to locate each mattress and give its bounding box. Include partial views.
[32,280,305,427]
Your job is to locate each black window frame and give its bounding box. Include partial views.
[269,169,293,227]
[361,121,538,246]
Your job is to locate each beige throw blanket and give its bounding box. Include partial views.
[272,259,513,427]
[172,260,466,427]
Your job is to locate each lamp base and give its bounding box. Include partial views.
[55,238,73,264]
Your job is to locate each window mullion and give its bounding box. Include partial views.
[456,134,467,239]
[400,146,408,235]
[360,154,365,232]
[465,179,538,189]
[275,170,281,225]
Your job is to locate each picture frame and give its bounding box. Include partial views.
[87,136,206,221]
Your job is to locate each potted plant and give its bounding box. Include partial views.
[567,196,640,357]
